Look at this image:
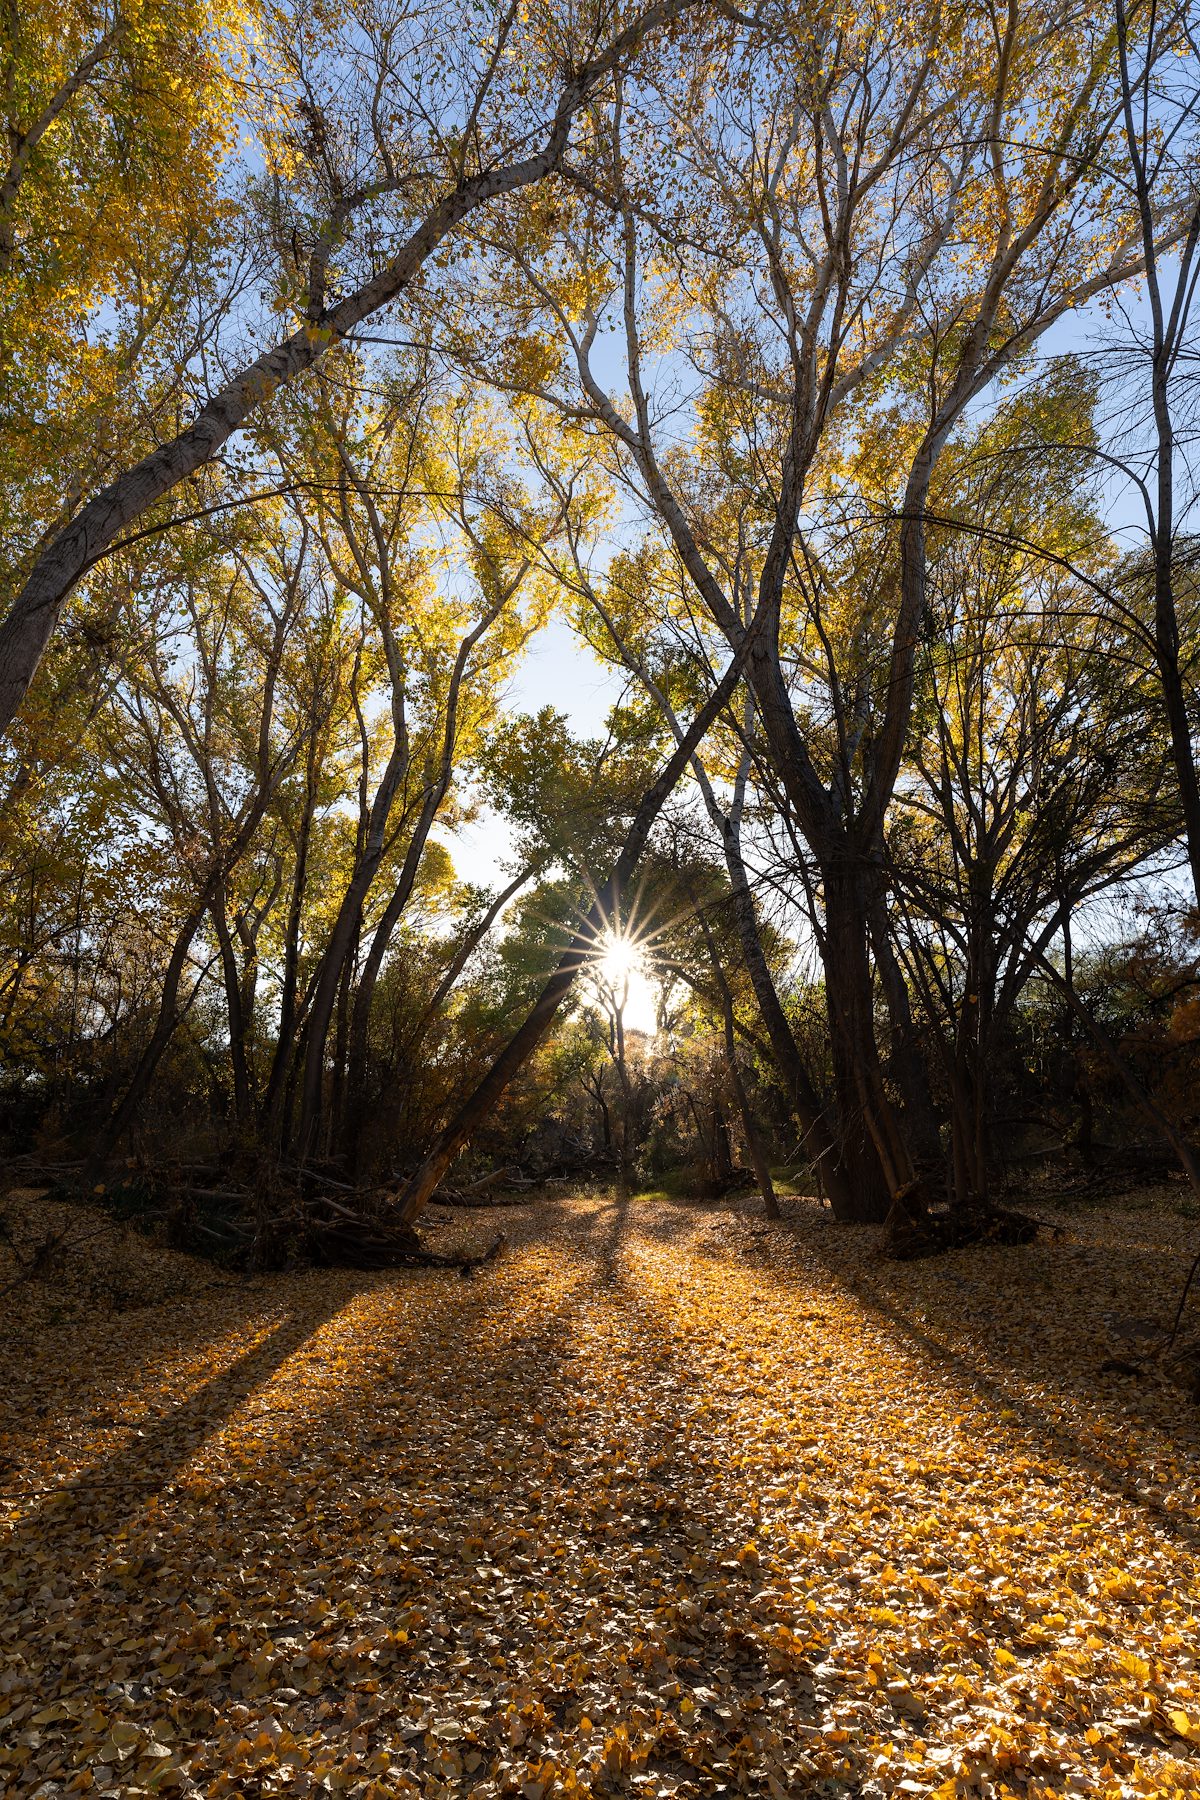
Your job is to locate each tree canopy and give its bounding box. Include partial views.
[0,0,1196,1240]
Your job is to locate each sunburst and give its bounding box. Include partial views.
[597,929,644,992]
[585,904,660,1035]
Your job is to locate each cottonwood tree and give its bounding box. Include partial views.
[0,0,242,612]
[630,838,784,1213]
[270,370,568,1163]
[393,624,756,1222]
[462,0,1165,1217]
[82,513,317,1166]
[1088,0,1200,904]
[544,522,848,1206]
[887,397,1175,1205]
[0,0,709,739]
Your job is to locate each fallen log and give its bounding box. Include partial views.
[435,1188,526,1209]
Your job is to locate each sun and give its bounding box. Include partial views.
[594,930,658,1034]
[599,932,641,990]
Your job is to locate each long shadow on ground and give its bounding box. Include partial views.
[668,1191,1200,1556]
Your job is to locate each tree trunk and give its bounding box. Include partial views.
[262,780,317,1133]
[867,884,942,1171]
[85,902,208,1177]
[326,927,359,1162]
[211,886,253,1126]
[294,738,408,1157]
[697,908,779,1217]
[718,822,852,1212]
[820,857,906,1223]
[338,809,522,1172]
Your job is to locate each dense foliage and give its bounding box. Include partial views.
[0,0,1197,1244]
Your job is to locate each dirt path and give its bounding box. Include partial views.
[3,1192,1200,1797]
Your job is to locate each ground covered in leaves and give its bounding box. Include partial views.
[3,1185,1200,1798]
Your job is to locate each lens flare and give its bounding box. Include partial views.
[592,929,657,1034]
[599,932,641,989]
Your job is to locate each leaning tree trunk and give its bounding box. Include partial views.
[336,794,508,1171]
[0,3,698,740]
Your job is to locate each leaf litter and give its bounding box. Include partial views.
[2,1185,1199,1798]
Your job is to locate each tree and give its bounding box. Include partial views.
[888,387,1174,1203]
[0,0,242,618]
[0,0,706,739]
[465,0,1162,1214]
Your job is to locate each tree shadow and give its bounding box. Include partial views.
[1,1241,609,1792]
[673,1191,1200,1558]
[5,1277,362,1532]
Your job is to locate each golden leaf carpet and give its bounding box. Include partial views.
[2,1189,1199,1798]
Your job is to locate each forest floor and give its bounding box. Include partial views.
[2,1185,1200,1800]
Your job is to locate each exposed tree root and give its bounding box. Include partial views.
[883,1183,1040,1260]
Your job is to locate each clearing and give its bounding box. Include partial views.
[2,1189,1200,1798]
